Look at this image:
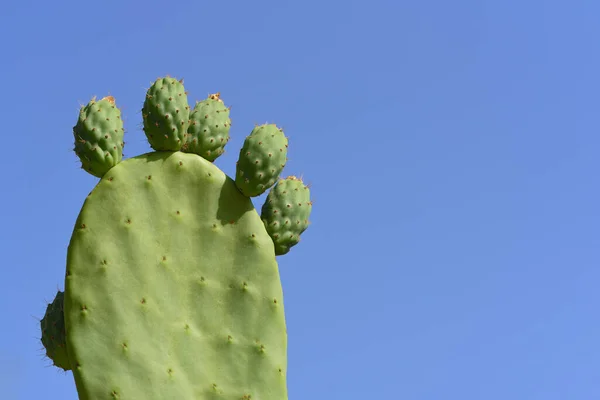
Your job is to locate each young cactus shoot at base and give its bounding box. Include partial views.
[40,76,313,400]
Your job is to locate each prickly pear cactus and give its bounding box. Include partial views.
[73,96,125,178]
[235,124,288,197]
[261,176,312,256]
[142,77,190,151]
[40,290,70,371]
[183,92,231,161]
[41,76,313,400]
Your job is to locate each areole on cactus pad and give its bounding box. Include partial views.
[40,76,313,400]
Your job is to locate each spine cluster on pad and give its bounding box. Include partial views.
[41,76,313,400]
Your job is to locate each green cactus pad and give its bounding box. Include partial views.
[73,96,124,178]
[182,92,231,162]
[40,290,71,371]
[261,176,312,255]
[235,124,288,197]
[64,151,288,400]
[142,77,190,151]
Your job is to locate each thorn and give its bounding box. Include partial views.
[102,95,116,105]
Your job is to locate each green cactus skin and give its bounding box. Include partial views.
[235,124,288,197]
[142,77,190,151]
[64,152,288,400]
[261,176,312,255]
[73,96,124,178]
[182,92,231,161]
[40,290,71,371]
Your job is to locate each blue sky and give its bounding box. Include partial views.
[2,0,599,399]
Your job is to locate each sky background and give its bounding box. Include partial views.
[2,0,599,399]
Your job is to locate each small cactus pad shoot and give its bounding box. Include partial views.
[261,176,312,255]
[73,96,124,178]
[182,92,231,161]
[40,290,71,371]
[142,77,190,151]
[235,124,288,197]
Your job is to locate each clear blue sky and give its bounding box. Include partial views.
[2,0,599,399]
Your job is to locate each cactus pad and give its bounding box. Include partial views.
[73,96,124,178]
[261,176,312,255]
[40,290,71,371]
[235,124,288,197]
[182,92,231,162]
[64,152,288,399]
[142,77,190,151]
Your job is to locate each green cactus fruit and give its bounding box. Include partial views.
[235,124,288,197]
[40,290,71,371]
[142,77,190,151]
[182,92,231,162]
[73,96,124,178]
[64,152,288,400]
[261,176,312,255]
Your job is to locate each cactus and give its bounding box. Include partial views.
[73,96,125,177]
[142,77,190,150]
[235,123,288,197]
[40,76,312,400]
[182,92,231,161]
[261,176,312,255]
[40,290,71,371]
